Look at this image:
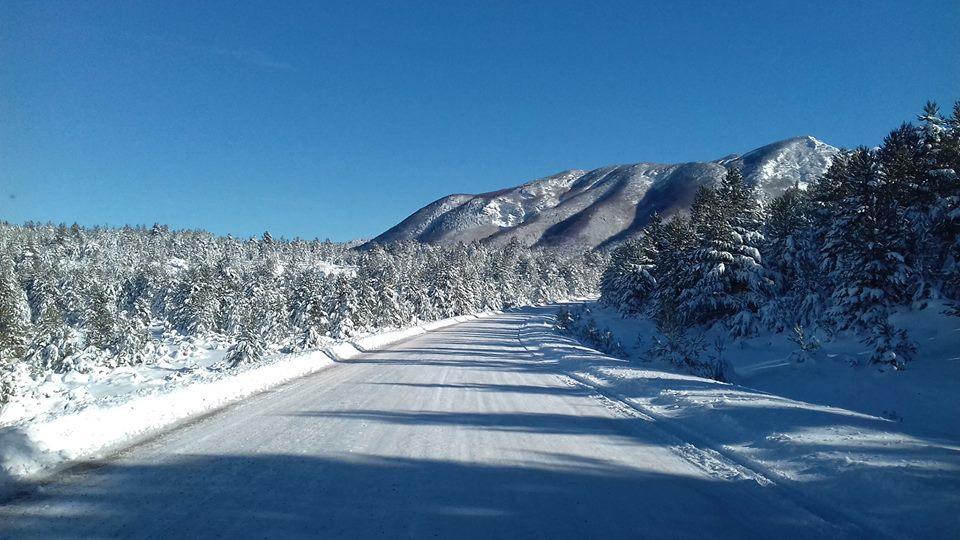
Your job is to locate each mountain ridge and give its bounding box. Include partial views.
[371,136,838,250]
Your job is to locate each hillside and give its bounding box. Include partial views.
[371,136,837,249]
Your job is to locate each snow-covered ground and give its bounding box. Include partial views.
[525,301,960,538]
[0,313,490,496]
[2,304,956,537]
[0,309,874,538]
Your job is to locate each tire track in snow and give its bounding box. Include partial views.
[517,315,891,539]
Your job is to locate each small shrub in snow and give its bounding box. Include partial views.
[293,326,327,352]
[862,320,916,370]
[554,307,577,333]
[581,318,626,357]
[223,331,266,368]
[0,361,31,406]
[554,308,626,358]
[646,299,718,378]
[788,324,821,363]
[648,328,711,378]
[708,337,730,382]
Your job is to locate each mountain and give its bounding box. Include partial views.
[370,136,837,250]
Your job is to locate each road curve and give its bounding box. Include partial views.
[1,310,846,538]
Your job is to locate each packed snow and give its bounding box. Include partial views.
[0,312,492,496]
[541,300,960,538]
[0,309,881,538]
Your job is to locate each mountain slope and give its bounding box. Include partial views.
[371,136,838,249]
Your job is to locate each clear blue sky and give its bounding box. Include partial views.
[2,1,958,241]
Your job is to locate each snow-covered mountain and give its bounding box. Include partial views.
[371,136,837,249]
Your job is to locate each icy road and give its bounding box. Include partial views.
[1,312,864,538]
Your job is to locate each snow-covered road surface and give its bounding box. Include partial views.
[1,311,862,538]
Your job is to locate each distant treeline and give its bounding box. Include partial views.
[0,225,604,401]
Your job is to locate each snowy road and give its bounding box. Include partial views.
[1,311,857,538]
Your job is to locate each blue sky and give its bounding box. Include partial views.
[2,1,958,241]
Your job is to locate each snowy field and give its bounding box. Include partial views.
[535,301,960,537]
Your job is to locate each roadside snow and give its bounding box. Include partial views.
[0,313,492,496]
[518,302,960,538]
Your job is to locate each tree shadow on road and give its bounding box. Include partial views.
[0,452,849,539]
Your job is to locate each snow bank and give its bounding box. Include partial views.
[517,303,960,538]
[0,312,492,498]
[0,350,336,492]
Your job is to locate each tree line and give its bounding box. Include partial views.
[0,224,604,402]
[600,101,960,373]
[2,100,955,401]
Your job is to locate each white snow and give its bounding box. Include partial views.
[0,312,492,496]
[522,301,960,538]
[377,136,837,248]
[742,136,836,191]
[1,306,955,536]
[0,309,868,537]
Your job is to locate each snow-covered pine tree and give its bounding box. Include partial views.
[356,246,406,329]
[599,216,660,316]
[494,238,525,307]
[426,252,474,318]
[0,258,31,363]
[375,273,404,329]
[679,168,768,336]
[213,255,244,335]
[223,326,265,367]
[24,304,75,374]
[913,101,960,301]
[820,148,911,331]
[939,103,960,301]
[243,260,287,344]
[649,216,696,328]
[534,251,564,304]
[112,310,150,366]
[861,319,916,370]
[514,251,541,307]
[170,265,219,336]
[326,274,359,340]
[288,269,328,349]
[877,122,937,302]
[761,186,824,329]
[84,282,119,352]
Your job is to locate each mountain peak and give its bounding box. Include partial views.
[370,137,838,250]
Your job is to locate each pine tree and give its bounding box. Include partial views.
[0,258,31,363]
[242,261,286,344]
[917,101,960,300]
[113,310,149,366]
[820,148,911,330]
[326,275,359,340]
[224,326,265,367]
[650,216,696,328]
[877,123,937,301]
[599,224,658,316]
[170,266,219,336]
[25,305,75,373]
[762,186,823,329]
[288,269,329,349]
[679,169,768,336]
[84,283,119,352]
